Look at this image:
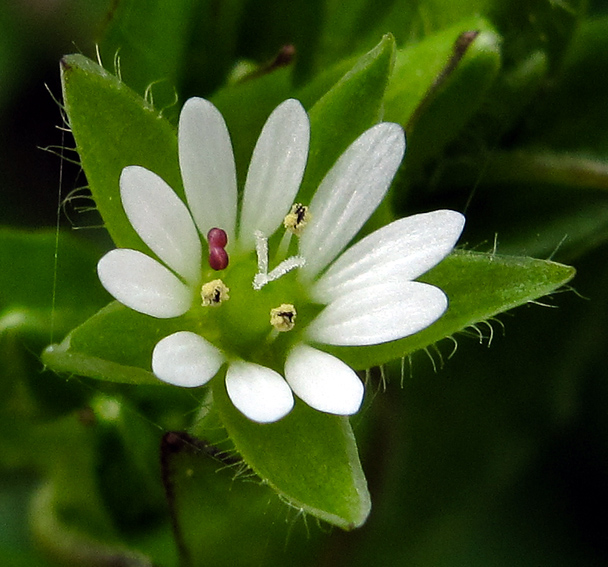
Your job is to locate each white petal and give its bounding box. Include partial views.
[152,331,224,388]
[306,281,447,346]
[300,122,405,279]
[178,97,238,242]
[312,210,465,302]
[225,361,294,423]
[97,249,193,318]
[239,99,310,249]
[284,344,363,415]
[120,166,202,285]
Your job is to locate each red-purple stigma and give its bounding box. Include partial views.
[209,247,229,271]
[207,228,229,270]
[208,228,228,249]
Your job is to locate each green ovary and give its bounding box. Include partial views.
[196,252,316,369]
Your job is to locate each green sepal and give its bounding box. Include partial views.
[384,16,498,129]
[490,0,585,71]
[323,251,576,370]
[99,0,198,115]
[42,301,180,386]
[29,412,156,567]
[213,378,371,529]
[0,229,107,417]
[43,302,372,527]
[60,54,180,251]
[210,66,294,181]
[160,430,319,566]
[0,228,107,338]
[297,33,396,204]
[393,28,502,178]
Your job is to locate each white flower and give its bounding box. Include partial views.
[97,97,465,423]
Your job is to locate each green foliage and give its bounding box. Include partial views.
[328,251,575,369]
[300,33,395,202]
[61,54,181,252]
[159,430,318,566]
[2,0,606,565]
[99,0,198,113]
[214,381,370,529]
[47,24,577,542]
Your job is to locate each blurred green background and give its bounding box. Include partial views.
[1,0,607,565]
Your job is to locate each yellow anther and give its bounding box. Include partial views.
[270,304,297,332]
[201,279,230,306]
[283,203,310,236]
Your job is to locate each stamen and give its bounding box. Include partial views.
[270,304,297,332]
[201,279,230,306]
[283,203,310,235]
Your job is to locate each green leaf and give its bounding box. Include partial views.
[32,478,155,567]
[520,17,608,156]
[181,0,245,97]
[237,0,325,84]
[315,0,493,70]
[443,153,608,260]
[91,393,167,532]
[323,251,576,370]
[210,66,294,182]
[43,302,176,386]
[390,27,502,178]
[384,16,498,129]
[99,0,198,114]
[490,0,585,71]
[28,415,146,565]
[212,378,371,529]
[298,33,396,204]
[433,19,608,261]
[160,430,320,566]
[474,49,548,141]
[61,54,180,251]
[0,229,107,417]
[0,229,106,338]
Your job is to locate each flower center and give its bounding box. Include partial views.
[191,219,322,367]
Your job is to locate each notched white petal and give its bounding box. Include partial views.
[312,210,465,301]
[120,166,202,285]
[152,331,224,388]
[97,249,192,318]
[306,281,447,346]
[300,122,406,279]
[225,361,294,423]
[179,97,238,241]
[239,99,310,249]
[284,344,363,415]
